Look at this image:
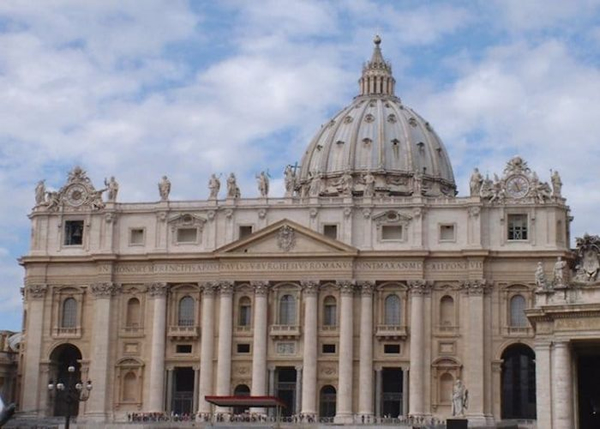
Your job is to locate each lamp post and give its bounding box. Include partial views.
[48,365,92,429]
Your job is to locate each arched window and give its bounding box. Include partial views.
[279,294,296,325]
[178,296,195,326]
[233,384,251,414]
[510,295,527,327]
[126,297,141,328]
[319,385,336,418]
[440,373,454,403]
[384,295,401,325]
[123,371,137,402]
[61,298,77,328]
[323,296,337,327]
[440,295,455,326]
[238,296,252,327]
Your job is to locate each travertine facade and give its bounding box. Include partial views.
[17,38,598,428]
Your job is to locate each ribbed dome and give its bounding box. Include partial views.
[297,37,456,198]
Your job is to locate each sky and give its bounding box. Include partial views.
[0,0,599,330]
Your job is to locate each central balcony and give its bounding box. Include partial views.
[376,324,407,340]
[270,324,301,339]
[168,325,199,340]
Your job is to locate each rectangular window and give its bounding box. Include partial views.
[381,225,403,240]
[176,227,198,243]
[239,305,251,327]
[237,343,250,354]
[129,228,145,245]
[439,224,455,242]
[384,344,401,354]
[323,224,337,240]
[176,344,192,354]
[508,214,528,240]
[239,225,253,239]
[322,344,336,354]
[64,220,84,246]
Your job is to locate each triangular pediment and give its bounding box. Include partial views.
[215,219,358,256]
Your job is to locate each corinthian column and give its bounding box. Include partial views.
[552,341,573,429]
[251,281,269,414]
[358,281,374,418]
[335,280,355,423]
[21,284,48,417]
[301,280,319,419]
[86,283,120,420]
[408,280,430,418]
[147,282,168,412]
[215,281,234,411]
[197,282,217,414]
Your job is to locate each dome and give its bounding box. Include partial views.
[297,37,456,198]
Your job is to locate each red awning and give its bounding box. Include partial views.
[204,396,286,408]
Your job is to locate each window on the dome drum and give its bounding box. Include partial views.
[64,220,84,246]
[507,214,528,240]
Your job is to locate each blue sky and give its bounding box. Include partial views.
[1,0,600,330]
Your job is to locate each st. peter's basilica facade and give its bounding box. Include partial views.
[17,38,600,429]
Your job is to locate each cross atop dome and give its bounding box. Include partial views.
[359,35,396,97]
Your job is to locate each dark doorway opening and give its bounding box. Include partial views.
[501,344,536,419]
[49,344,83,418]
[578,353,600,429]
[233,384,251,415]
[381,368,403,418]
[172,367,194,415]
[319,385,336,418]
[276,367,297,416]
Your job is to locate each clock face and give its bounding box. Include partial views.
[65,184,88,207]
[506,175,530,199]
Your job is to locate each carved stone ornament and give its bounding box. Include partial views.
[408,280,432,295]
[574,234,600,283]
[168,213,206,233]
[251,280,270,295]
[359,281,375,295]
[148,282,169,297]
[200,281,219,296]
[460,279,489,295]
[219,280,234,295]
[337,280,356,295]
[372,210,412,229]
[277,225,296,252]
[25,284,48,299]
[90,282,120,298]
[301,280,319,296]
[38,166,106,212]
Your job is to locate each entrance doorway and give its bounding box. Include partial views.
[319,385,336,419]
[276,367,297,416]
[233,384,250,415]
[381,368,403,418]
[172,367,194,415]
[501,344,536,419]
[49,344,83,418]
[577,348,600,429]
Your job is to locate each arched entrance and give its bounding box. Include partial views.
[49,344,83,417]
[501,344,536,419]
[319,385,336,419]
[233,384,250,415]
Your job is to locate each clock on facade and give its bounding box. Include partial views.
[506,174,530,199]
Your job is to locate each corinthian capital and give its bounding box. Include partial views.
[337,279,356,296]
[461,279,489,295]
[408,280,432,295]
[358,281,375,295]
[25,284,48,299]
[147,282,168,297]
[200,281,218,296]
[251,280,270,296]
[301,280,319,296]
[219,280,234,295]
[90,282,120,298]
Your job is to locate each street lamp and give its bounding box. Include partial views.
[48,365,92,429]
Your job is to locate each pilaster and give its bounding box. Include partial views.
[408,280,431,418]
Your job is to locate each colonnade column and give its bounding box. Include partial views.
[147,282,168,412]
[301,280,319,418]
[335,280,355,423]
[464,280,490,424]
[534,340,552,429]
[408,280,429,417]
[21,284,47,417]
[358,281,375,418]
[215,281,234,412]
[251,281,269,414]
[552,341,573,429]
[86,283,120,420]
[197,282,217,414]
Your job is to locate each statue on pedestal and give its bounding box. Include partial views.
[469,168,483,197]
[551,170,562,198]
[158,176,171,201]
[535,262,549,290]
[227,173,240,199]
[553,256,568,287]
[104,176,119,202]
[452,379,468,417]
[208,174,221,199]
[257,171,269,197]
[363,171,375,197]
[284,165,296,197]
[35,180,46,206]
